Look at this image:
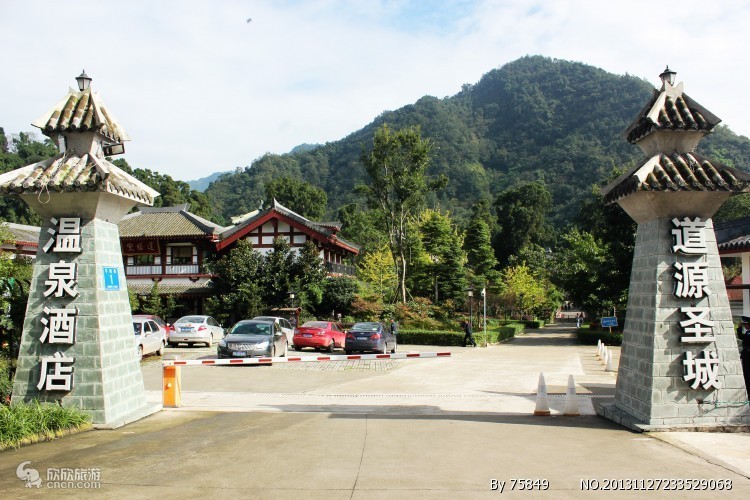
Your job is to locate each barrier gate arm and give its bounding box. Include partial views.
[162,351,451,407]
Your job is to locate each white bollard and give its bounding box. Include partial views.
[605,349,615,372]
[596,339,602,358]
[563,374,580,416]
[602,346,608,366]
[534,372,551,416]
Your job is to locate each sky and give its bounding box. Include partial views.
[2,0,750,183]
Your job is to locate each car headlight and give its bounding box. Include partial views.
[255,341,269,349]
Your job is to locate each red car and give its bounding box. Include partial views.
[293,321,345,352]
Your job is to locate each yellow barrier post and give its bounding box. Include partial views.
[163,356,181,408]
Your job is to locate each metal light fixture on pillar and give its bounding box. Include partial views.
[658,65,676,88]
[75,70,92,92]
[287,290,296,308]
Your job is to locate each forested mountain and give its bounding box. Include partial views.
[205,56,750,226]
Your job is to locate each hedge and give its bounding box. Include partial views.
[398,323,525,346]
[576,328,623,346]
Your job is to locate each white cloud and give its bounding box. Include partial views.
[2,0,749,182]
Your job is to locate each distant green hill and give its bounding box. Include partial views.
[205,56,750,227]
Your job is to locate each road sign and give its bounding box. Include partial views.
[601,316,618,327]
[103,266,120,291]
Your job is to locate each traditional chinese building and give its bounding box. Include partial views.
[118,204,226,317]
[715,216,750,317]
[217,199,360,274]
[0,71,160,426]
[1,222,39,257]
[598,67,750,430]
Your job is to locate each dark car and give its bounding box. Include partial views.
[217,320,288,359]
[345,322,396,355]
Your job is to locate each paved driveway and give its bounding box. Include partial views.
[1,326,748,498]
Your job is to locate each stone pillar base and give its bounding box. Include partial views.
[595,399,750,432]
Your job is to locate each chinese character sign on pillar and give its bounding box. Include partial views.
[37,216,82,392]
[672,217,721,390]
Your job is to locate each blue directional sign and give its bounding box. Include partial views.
[601,316,618,328]
[103,266,120,291]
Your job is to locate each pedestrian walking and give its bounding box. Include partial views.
[462,318,476,347]
[739,316,750,399]
[390,318,398,336]
[576,313,583,328]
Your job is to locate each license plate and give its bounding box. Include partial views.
[180,328,192,332]
[303,334,312,338]
[233,351,246,357]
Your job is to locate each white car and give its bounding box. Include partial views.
[133,315,167,360]
[169,315,225,347]
[252,316,295,346]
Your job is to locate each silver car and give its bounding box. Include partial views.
[217,320,288,359]
[133,316,167,360]
[252,316,295,346]
[169,315,224,347]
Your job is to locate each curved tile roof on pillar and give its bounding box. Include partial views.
[31,88,129,144]
[601,152,750,205]
[0,152,159,205]
[624,86,721,144]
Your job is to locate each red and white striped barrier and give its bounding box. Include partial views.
[163,351,451,366]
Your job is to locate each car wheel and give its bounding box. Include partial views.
[157,342,165,356]
[137,345,143,361]
[294,345,303,351]
[327,340,335,353]
[345,349,353,355]
[381,343,388,354]
[168,341,176,347]
[391,342,396,354]
[206,336,213,348]
[282,341,288,357]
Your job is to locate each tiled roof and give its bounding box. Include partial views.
[32,88,128,143]
[625,84,721,144]
[715,216,750,253]
[0,152,159,205]
[128,281,215,296]
[119,205,226,238]
[221,199,360,252]
[601,152,750,205]
[2,222,40,247]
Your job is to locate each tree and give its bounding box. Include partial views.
[141,282,177,320]
[356,243,398,301]
[359,124,445,302]
[412,209,467,304]
[265,176,327,220]
[260,238,297,308]
[551,228,617,313]
[320,276,359,318]
[0,224,33,359]
[464,216,499,284]
[497,264,550,318]
[493,182,552,266]
[291,240,327,312]
[206,240,265,325]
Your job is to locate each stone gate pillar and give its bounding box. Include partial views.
[0,72,160,427]
[598,67,750,430]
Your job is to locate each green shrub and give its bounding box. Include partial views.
[398,323,525,346]
[0,401,91,449]
[0,357,12,405]
[576,328,623,346]
[522,319,544,328]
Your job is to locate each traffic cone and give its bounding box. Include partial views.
[563,375,579,416]
[605,349,615,372]
[596,339,602,358]
[534,372,551,416]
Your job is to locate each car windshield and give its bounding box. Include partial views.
[253,317,275,322]
[133,323,142,334]
[351,323,380,332]
[302,322,329,328]
[231,323,271,336]
[176,316,205,324]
